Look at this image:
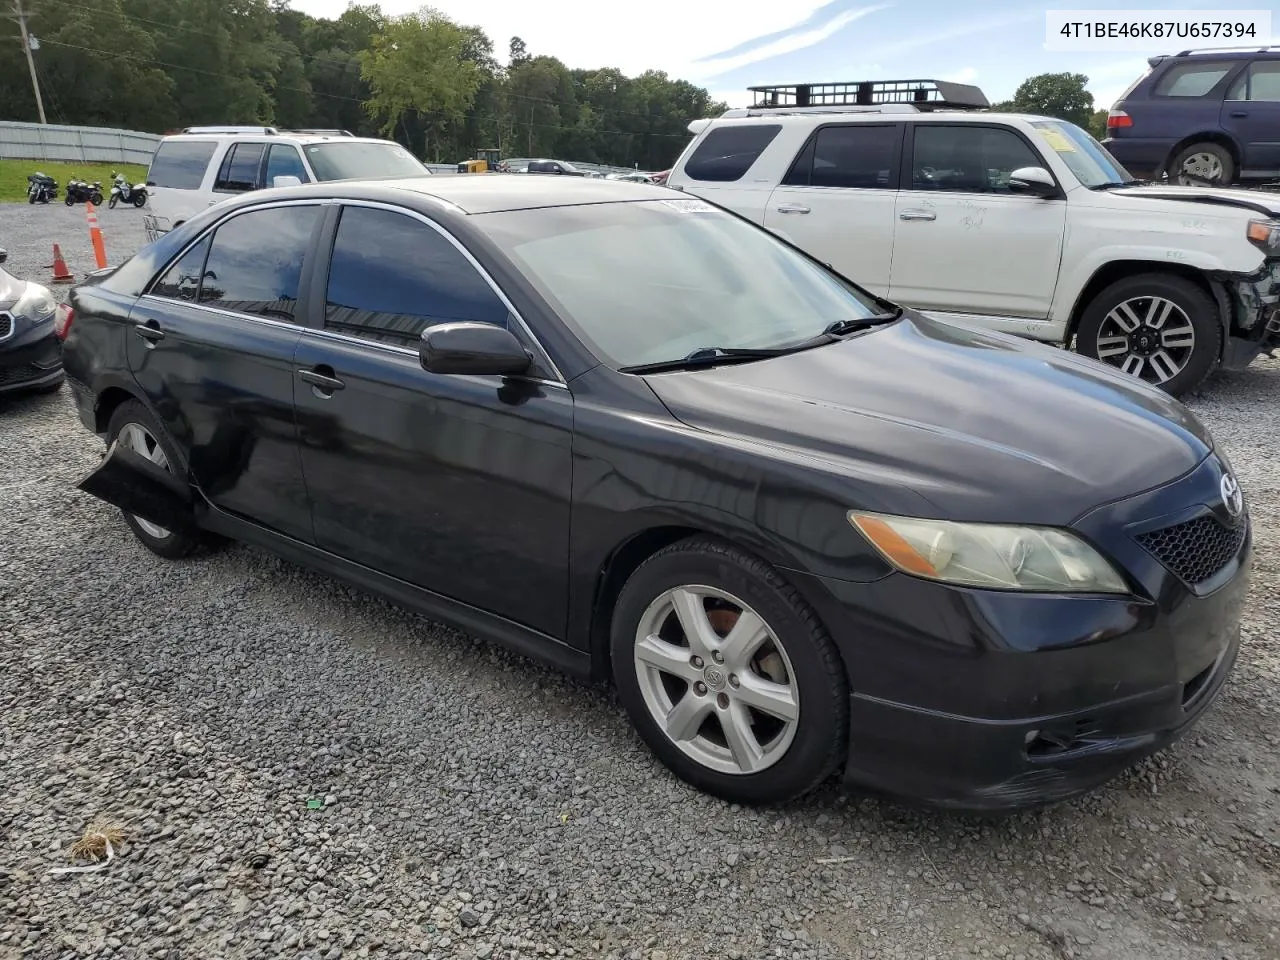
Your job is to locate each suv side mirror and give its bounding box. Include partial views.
[1008,166,1059,198]
[273,175,303,188]
[420,322,532,377]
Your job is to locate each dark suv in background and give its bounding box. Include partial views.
[1104,47,1280,186]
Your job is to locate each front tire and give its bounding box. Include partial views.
[610,536,849,804]
[106,400,207,560]
[108,195,118,209]
[1076,273,1220,396]
[1169,142,1234,186]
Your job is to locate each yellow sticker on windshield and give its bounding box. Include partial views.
[1038,128,1076,153]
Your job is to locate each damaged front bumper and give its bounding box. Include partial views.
[1218,258,1280,372]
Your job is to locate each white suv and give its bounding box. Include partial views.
[666,80,1280,396]
[145,126,433,231]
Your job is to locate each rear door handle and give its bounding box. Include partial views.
[775,203,810,214]
[134,321,164,343]
[899,209,936,221]
[298,368,345,393]
[1230,110,1248,118]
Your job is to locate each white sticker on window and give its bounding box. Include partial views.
[658,198,718,214]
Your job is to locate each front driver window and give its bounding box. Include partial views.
[912,126,1043,193]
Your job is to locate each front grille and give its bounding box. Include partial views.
[0,363,40,386]
[1136,514,1247,586]
[0,312,13,341]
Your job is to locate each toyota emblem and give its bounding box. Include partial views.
[1220,472,1243,518]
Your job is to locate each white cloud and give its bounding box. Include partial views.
[941,67,978,83]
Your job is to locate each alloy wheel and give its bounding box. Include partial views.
[632,585,799,775]
[1176,152,1224,185]
[117,422,172,539]
[1094,295,1195,385]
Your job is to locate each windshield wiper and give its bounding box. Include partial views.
[820,306,904,337]
[619,346,798,374]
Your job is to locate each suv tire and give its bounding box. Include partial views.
[1168,142,1234,186]
[610,536,849,805]
[1076,273,1220,396]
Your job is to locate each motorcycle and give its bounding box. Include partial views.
[108,171,147,208]
[65,177,104,206]
[26,172,58,204]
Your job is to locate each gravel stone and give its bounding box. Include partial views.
[1,201,1278,960]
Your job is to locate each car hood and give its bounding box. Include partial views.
[1107,184,1280,217]
[643,315,1213,527]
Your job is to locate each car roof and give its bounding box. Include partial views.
[159,132,397,146]
[258,175,671,215]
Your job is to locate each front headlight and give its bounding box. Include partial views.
[13,282,57,324]
[848,511,1128,594]
[1247,219,1280,255]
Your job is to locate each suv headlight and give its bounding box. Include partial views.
[848,512,1128,594]
[1247,219,1280,255]
[13,282,57,324]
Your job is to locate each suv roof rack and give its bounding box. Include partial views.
[285,128,355,137]
[182,125,279,135]
[1173,45,1280,56]
[743,78,989,112]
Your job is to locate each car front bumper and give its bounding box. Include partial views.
[792,453,1251,812]
[0,321,64,394]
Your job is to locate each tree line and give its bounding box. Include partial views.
[0,0,727,170]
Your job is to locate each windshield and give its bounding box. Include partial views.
[303,141,430,181]
[1029,120,1134,187]
[477,198,889,369]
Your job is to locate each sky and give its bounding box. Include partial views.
[289,0,1266,112]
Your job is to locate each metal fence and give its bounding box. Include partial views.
[0,121,161,166]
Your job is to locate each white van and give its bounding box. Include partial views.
[145,126,433,230]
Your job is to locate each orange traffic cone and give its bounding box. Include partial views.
[50,243,74,284]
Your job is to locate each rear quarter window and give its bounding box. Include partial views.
[1153,61,1235,97]
[684,125,782,182]
[147,140,218,189]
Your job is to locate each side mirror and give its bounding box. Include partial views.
[1008,166,1059,198]
[419,322,532,377]
[273,175,303,188]
[0,248,7,264]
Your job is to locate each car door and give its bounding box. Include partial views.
[887,123,1067,324]
[126,201,324,541]
[293,202,574,639]
[763,123,902,297]
[1222,60,1280,176]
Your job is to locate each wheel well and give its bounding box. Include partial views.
[588,525,704,681]
[1162,133,1240,177]
[1065,261,1221,345]
[93,386,138,434]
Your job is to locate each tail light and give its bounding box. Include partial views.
[53,303,74,341]
[1107,109,1132,130]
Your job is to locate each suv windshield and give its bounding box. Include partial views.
[303,141,429,181]
[477,198,890,369]
[1029,120,1135,187]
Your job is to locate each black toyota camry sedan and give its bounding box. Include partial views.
[59,176,1250,811]
[0,248,64,396]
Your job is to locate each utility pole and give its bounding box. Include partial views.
[9,0,47,124]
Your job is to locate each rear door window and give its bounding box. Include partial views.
[684,125,782,182]
[214,142,267,193]
[1226,61,1280,101]
[150,236,211,302]
[783,125,900,189]
[1153,61,1235,97]
[196,205,321,320]
[147,140,217,189]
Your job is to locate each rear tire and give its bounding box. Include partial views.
[90,191,104,205]
[1169,142,1234,186]
[1076,273,1220,396]
[133,193,147,208]
[610,536,849,805]
[105,400,211,560]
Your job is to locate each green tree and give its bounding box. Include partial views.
[1006,72,1095,128]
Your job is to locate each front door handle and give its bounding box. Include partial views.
[1230,110,1248,118]
[298,369,345,394]
[775,203,810,214]
[134,321,164,343]
[899,209,936,221]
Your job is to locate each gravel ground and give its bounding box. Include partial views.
[2,202,1279,960]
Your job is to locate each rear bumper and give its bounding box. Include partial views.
[0,327,64,394]
[1102,137,1175,178]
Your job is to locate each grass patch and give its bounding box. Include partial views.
[0,159,149,204]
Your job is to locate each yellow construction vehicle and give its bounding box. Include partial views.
[457,148,504,173]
